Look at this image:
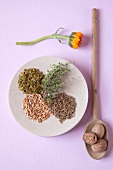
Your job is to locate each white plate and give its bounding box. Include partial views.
[9,56,88,137]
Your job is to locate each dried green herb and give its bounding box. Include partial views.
[18,68,45,94]
[42,62,73,103]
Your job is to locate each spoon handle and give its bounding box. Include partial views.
[92,8,98,120]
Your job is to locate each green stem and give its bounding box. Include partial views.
[16,34,69,45]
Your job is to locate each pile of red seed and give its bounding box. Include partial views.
[23,94,53,123]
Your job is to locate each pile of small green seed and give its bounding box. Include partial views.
[18,68,45,94]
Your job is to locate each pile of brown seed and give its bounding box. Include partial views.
[51,93,76,123]
[23,94,53,123]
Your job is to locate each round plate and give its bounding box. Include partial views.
[9,56,88,137]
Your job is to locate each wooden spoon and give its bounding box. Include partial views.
[84,8,109,160]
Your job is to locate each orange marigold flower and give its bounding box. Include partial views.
[16,28,83,50]
[68,32,83,49]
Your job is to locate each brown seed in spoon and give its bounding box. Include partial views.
[91,139,108,152]
[92,123,105,138]
[83,132,97,145]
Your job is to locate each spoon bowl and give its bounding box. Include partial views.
[85,119,108,160]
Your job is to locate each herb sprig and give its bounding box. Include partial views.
[42,62,73,103]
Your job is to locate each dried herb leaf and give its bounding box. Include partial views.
[42,62,73,103]
[18,68,45,94]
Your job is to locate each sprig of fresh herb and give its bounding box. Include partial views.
[42,62,73,103]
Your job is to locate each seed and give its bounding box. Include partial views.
[18,68,45,94]
[23,94,53,123]
[51,93,76,123]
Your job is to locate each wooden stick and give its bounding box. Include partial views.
[92,8,98,120]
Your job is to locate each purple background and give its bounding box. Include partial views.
[0,0,113,170]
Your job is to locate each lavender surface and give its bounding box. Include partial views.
[0,0,113,170]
